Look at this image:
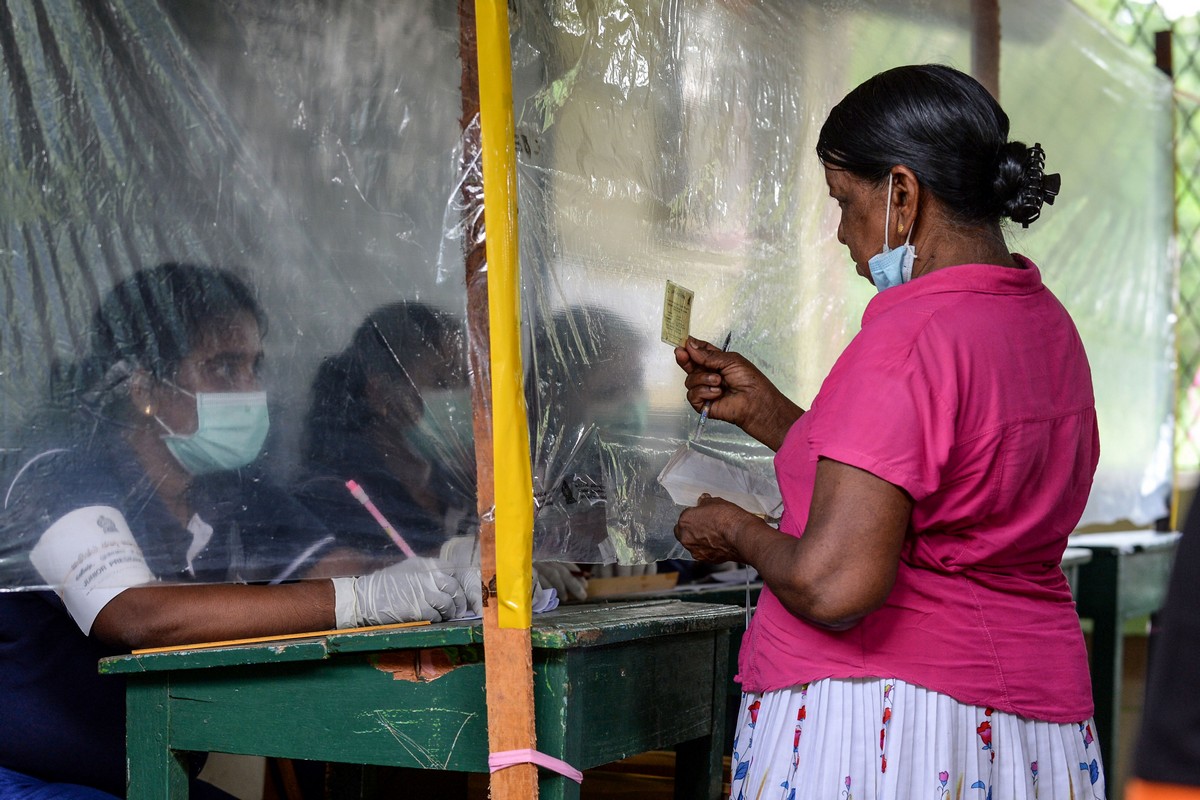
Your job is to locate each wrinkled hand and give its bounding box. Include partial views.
[674,495,756,563]
[591,562,658,579]
[353,557,482,624]
[533,562,588,601]
[674,337,800,450]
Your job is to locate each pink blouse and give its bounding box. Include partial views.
[739,256,1099,723]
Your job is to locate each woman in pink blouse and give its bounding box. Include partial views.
[674,64,1101,800]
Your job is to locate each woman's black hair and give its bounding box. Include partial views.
[92,262,265,377]
[54,262,265,416]
[816,64,1058,227]
[302,302,464,466]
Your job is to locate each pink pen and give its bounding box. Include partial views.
[345,479,417,558]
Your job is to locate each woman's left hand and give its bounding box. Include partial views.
[674,495,757,562]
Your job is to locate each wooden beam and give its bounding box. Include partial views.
[971,0,1001,100]
[1156,29,1173,78]
[1156,28,1180,531]
[458,1,540,797]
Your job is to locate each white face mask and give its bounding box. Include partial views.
[156,389,270,475]
[866,173,916,292]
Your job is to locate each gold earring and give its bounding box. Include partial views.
[143,405,153,416]
[897,222,905,235]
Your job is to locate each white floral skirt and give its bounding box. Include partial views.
[728,678,1106,800]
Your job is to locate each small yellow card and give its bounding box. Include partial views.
[661,280,694,347]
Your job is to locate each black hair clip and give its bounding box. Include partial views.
[1013,142,1060,228]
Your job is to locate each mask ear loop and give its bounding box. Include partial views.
[154,378,197,437]
[899,191,916,283]
[153,413,179,437]
[161,377,196,400]
[882,172,894,254]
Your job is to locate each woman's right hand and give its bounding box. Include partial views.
[674,337,802,450]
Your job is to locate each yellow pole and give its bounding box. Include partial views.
[475,0,534,628]
[470,3,540,794]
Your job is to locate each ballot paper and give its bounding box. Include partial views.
[532,584,559,613]
[660,280,694,347]
[657,444,783,520]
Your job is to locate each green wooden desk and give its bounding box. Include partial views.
[1068,530,1181,786]
[630,581,760,745]
[1061,546,1094,599]
[100,600,742,800]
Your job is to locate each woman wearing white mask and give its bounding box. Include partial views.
[673,65,1101,799]
[294,301,479,562]
[294,302,589,602]
[0,264,480,800]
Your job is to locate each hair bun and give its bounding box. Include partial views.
[1002,142,1060,228]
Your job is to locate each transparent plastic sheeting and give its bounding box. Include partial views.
[0,0,1175,595]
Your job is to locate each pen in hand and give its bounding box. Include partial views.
[691,331,732,444]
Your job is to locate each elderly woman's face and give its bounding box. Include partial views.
[825,166,888,283]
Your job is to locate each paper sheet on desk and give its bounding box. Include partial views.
[656,445,783,520]
[532,585,560,613]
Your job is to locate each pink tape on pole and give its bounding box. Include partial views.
[487,748,584,784]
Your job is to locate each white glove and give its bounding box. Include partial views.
[439,534,480,568]
[331,557,482,627]
[592,562,658,578]
[533,562,588,601]
[440,535,579,607]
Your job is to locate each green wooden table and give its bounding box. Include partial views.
[1061,545,1094,599]
[100,599,742,800]
[1068,529,1181,786]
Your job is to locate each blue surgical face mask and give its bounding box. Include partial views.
[867,173,916,292]
[157,389,270,475]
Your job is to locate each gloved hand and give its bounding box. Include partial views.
[440,535,582,605]
[331,557,482,627]
[533,562,588,601]
[591,561,658,578]
[439,534,480,568]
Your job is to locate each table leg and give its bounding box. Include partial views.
[535,653,582,800]
[538,772,580,800]
[1079,552,1122,787]
[126,677,190,799]
[673,628,730,800]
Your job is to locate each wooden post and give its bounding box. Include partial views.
[1157,28,1181,531]
[971,0,1001,100]
[458,1,540,797]
[1155,29,1173,78]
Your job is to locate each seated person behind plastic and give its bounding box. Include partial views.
[294,302,477,565]
[0,264,479,799]
[525,305,656,582]
[294,301,588,599]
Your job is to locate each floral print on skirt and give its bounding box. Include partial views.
[728,678,1105,800]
